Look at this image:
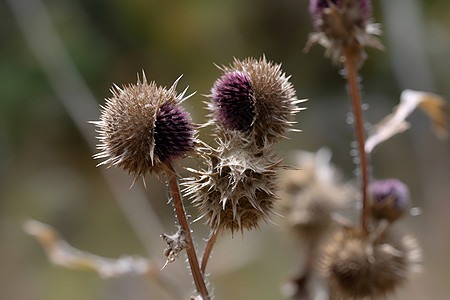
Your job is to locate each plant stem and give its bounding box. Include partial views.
[201,230,218,273]
[288,239,318,300]
[165,162,210,300]
[344,48,369,234]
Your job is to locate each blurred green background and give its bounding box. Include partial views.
[1,0,450,299]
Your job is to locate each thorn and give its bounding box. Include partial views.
[160,259,170,271]
[142,176,147,190]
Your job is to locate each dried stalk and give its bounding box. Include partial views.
[165,162,210,300]
[344,48,369,234]
[201,230,218,273]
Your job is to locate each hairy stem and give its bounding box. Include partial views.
[344,48,369,234]
[288,240,318,300]
[201,230,219,273]
[165,162,210,299]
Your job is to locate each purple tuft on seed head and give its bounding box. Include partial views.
[309,0,341,30]
[309,0,372,30]
[154,103,195,162]
[368,179,410,222]
[358,0,373,20]
[211,71,255,132]
[310,0,340,14]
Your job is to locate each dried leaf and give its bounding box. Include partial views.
[160,226,189,270]
[365,89,449,153]
[417,92,449,139]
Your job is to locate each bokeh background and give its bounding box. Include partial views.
[1,0,450,299]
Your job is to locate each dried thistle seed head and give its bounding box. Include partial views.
[184,137,283,234]
[214,57,302,146]
[278,148,354,242]
[307,0,383,66]
[368,179,410,222]
[320,226,421,299]
[210,71,255,132]
[93,74,195,180]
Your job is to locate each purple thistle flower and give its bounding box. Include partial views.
[154,103,195,162]
[211,71,255,132]
[369,179,410,222]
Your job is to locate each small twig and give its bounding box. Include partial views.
[201,230,219,273]
[344,48,369,234]
[165,162,210,300]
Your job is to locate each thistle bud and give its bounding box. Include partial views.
[209,57,302,147]
[307,0,382,66]
[184,136,282,234]
[368,179,410,222]
[93,74,195,180]
[321,226,421,299]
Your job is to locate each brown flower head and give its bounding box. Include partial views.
[278,148,354,243]
[93,74,195,181]
[184,134,283,234]
[306,0,383,66]
[320,225,421,299]
[208,56,303,147]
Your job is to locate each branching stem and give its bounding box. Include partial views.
[201,230,219,273]
[165,162,210,300]
[344,48,369,234]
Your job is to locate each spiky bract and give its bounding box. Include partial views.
[212,57,302,147]
[93,74,194,180]
[321,226,421,299]
[184,136,283,233]
[307,0,382,66]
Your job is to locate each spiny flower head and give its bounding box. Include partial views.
[93,73,195,180]
[320,225,421,299]
[209,56,303,147]
[184,135,283,234]
[278,148,354,243]
[306,0,382,66]
[368,179,410,222]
